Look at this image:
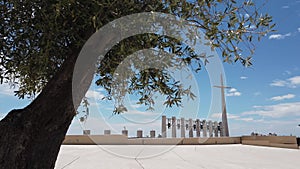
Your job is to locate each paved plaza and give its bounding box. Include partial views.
[55,144,300,169]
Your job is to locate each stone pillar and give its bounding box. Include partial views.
[162,115,167,138]
[203,120,207,137]
[150,130,155,138]
[214,121,218,137]
[196,119,200,137]
[104,130,111,135]
[181,118,185,138]
[122,130,128,136]
[189,118,193,138]
[208,120,213,137]
[137,130,143,138]
[172,116,176,138]
[83,130,91,135]
[219,122,224,137]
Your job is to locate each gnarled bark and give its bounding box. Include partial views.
[0,47,82,169]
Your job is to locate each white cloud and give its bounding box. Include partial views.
[282,5,290,9]
[298,28,300,32]
[211,113,239,119]
[240,76,248,80]
[227,92,242,97]
[125,110,158,116]
[238,117,254,122]
[211,113,221,119]
[268,33,291,40]
[130,104,143,109]
[211,113,254,122]
[226,88,242,97]
[85,90,105,99]
[270,76,300,88]
[254,92,261,96]
[229,88,237,92]
[288,76,300,87]
[270,80,287,87]
[0,84,15,96]
[270,94,295,101]
[242,102,300,118]
[228,114,240,119]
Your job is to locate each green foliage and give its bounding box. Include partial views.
[1,0,275,113]
[77,97,89,123]
[1,0,163,98]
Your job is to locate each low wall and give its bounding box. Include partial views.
[241,136,298,149]
[63,135,128,145]
[63,135,240,145]
[63,135,299,149]
[128,138,185,145]
[182,137,241,145]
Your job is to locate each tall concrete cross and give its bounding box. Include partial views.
[214,74,230,137]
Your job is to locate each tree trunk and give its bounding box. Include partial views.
[0,21,120,168]
[0,26,118,168]
[0,47,84,169]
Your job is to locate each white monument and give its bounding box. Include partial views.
[214,74,230,137]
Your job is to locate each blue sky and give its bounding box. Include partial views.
[1,0,300,137]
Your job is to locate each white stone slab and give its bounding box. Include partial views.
[56,145,300,169]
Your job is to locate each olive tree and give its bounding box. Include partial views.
[0,0,274,168]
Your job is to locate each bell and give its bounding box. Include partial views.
[168,122,171,129]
